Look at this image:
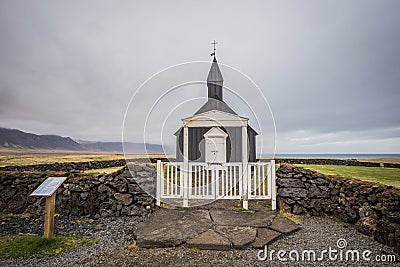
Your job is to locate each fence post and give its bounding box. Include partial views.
[238,164,243,197]
[241,126,249,210]
[212,167,216,199]
[183,126,189,207]
[156,160,162,206]
[271,160,277,210]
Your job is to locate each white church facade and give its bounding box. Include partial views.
[174,56,258,165]
[156,52,276,210]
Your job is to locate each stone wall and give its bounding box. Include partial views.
[0,158,162,172]
[277,163,400,253]
[0,163,156,218]
[2,157,399,173]
[273,158,400,168]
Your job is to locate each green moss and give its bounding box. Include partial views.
[0,235,98,259]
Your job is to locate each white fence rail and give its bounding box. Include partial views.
[156,160,276,210]
[160,162,183,198]
[187,163,243,199]
[248,162,275,199]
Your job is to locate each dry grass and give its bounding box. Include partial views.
[0,212,31,219]
[83,166,124,174]
[0,152,169,167]
[279,210,303,225]
[0,153,123,167]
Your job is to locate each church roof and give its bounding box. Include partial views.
[174,53,258,136]
[194,98,237,116]
[207,56,223,86]
[197,56,235,115]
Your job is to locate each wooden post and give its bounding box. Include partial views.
[183,126,189,207]
[271,160,277,210]
[44,193,56,239]
[30,177,67,239]
[241,125,249,210]
[156,160,162,206]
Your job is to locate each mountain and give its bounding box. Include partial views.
[0,128,163,153]
[0,128,82,150]
[78,140,163,154]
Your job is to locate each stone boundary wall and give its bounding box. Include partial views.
[0,158,160,172]
[277,163,400,253]
[0,163,156,218]
[2,157,398,173]
[273,158,400,168]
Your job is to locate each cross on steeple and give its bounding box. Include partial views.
[210,40,218,57]
[207,41,223,101]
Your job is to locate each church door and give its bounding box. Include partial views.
[204,127,227,164]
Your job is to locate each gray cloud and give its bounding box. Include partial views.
[0,0,399,153]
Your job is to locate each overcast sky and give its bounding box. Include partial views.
[0,0,399,154]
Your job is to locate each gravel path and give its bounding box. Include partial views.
[1,214,398,266]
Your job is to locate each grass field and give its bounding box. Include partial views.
[0,153,124,167]
[296,164,400,188]
[0,235,98,259]
[0,153,169,167]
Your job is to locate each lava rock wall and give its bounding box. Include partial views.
[277,163,400,253]
[0,163,156,218]
[273,158,400,168]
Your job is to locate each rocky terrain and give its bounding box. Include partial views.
[277,163,400,253]
[0,214,398,266]
[0,163,156,218]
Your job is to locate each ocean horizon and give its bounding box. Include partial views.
[267,154,400,159]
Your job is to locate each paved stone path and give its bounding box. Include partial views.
[134,200,300,250]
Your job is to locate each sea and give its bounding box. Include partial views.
[272,154,400,160]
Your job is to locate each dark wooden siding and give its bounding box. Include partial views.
[189,127,209,161]
[225,127,241,162]
[176,129,183,161]
[248,126,257,162]
[175,126,257,163]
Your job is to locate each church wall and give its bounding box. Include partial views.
[225,127,241,162]
[248,127,257,162]
[189,127,209,161]
[176,130,183,162]
[175,127,257,163]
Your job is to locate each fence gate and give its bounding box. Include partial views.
[156,160,276,210]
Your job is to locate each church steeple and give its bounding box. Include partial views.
[207,51,223,101]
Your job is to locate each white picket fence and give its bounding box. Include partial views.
[156,160,276,210]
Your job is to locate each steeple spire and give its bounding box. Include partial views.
[207,41,223,101]
[210,40,218,58]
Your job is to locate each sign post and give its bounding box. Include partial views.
[30,177,67,239]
